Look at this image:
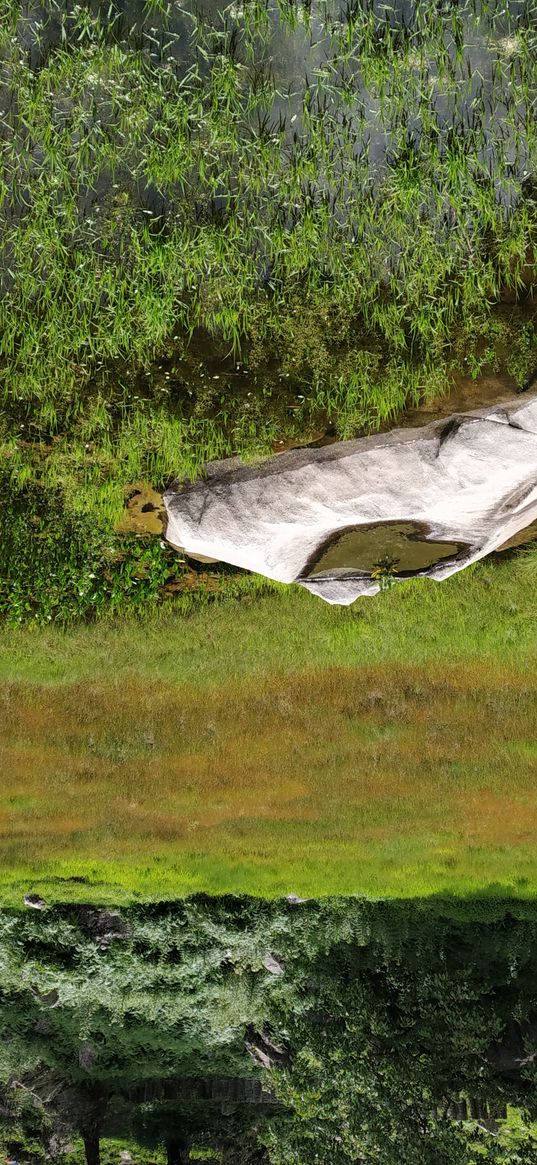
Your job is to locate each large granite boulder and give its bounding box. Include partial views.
[163,394,537,604]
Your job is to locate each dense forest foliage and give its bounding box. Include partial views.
[2,898,537,1163]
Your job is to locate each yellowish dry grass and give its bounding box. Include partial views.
[1,659,537,900]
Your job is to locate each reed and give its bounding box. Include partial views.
[0,0,535,584]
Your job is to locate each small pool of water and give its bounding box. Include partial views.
[303,521,468,578]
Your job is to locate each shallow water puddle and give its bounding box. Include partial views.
[303,521,466,578]
[402,372,533,429]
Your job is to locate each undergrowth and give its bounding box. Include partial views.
[0,467,279,624]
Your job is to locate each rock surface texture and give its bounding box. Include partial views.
[163,394,537,604]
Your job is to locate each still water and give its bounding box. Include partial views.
[304,519,466,577]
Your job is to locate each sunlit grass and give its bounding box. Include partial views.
[1,663,536,901]
[0,554,536,902]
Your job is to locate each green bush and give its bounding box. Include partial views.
[0,470,179,624]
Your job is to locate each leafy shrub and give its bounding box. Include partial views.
[0,470,179,624]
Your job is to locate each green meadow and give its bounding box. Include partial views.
[1,550,536,905]
[0,0,536,902]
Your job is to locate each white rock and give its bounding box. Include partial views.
[24,894,46,910]
[164,395,537,605]
[263,953,285,975]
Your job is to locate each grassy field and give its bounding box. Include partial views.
[1,551,536,904]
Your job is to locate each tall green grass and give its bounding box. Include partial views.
[1,0,536,400]
[0,0,536,583]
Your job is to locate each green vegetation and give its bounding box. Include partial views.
[0,465,279,624]
[3,3,537,1159]
[0,550,536,903]
[0,0,536,596]
[3,898,537,1163]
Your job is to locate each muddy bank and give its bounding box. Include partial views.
[164,394,537,604]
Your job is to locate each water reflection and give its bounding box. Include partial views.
[2,898,537,1163]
